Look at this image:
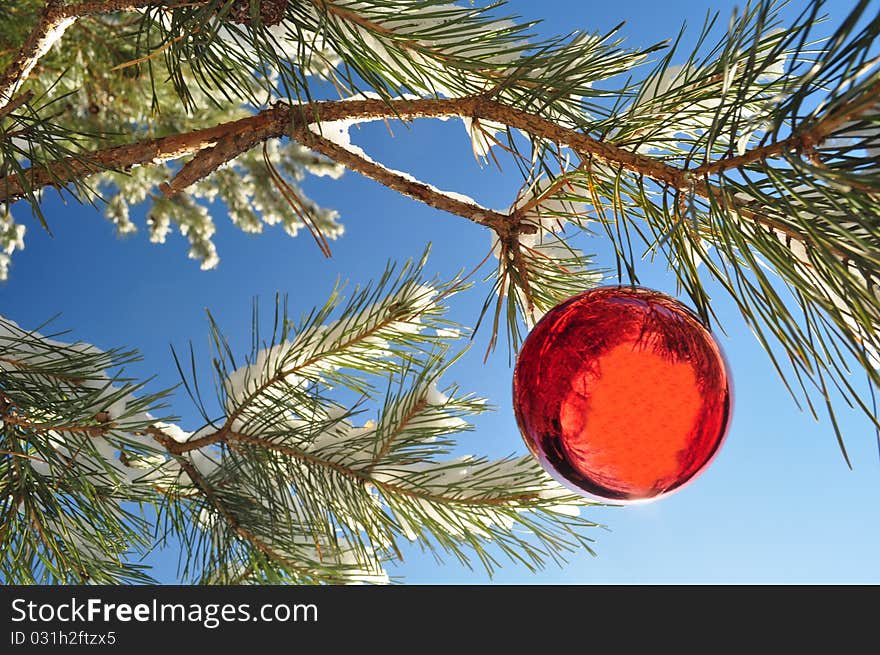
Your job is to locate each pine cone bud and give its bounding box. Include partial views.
[229,0,288,27]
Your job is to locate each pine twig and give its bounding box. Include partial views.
[691,74,880,178]
[170,452,335,582]
[298,127,512,231]
[0,90,35,122]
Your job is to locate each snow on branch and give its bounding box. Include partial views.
[0,313,170,583]
[0,1,188,109]
[0,94,810,235]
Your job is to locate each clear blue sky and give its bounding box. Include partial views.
[3,0,879,584]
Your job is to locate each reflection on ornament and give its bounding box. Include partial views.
[513,286,732,502]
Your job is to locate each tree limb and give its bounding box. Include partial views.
[297,127,512,231]
[3,103,289,200]
[0,1,177,109]
[1,96,685,199]
[2,95,875,262]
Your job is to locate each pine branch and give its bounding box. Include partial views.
[157,253,599,581]
[0,1,186,108]
[6,366,539,507]
[0,90,34,122]
[7,83,874,362]
[169,450,353,584]
[2,248,601,583]
[2,96,673,197]
[298,126,513,230]
[0,329,165,582]
[691,73,880,178]
[8,86,868,361]
[0,0,73,109]
[1,103,289,201]
[3,94,852,249]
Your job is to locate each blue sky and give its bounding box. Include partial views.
[3,0,879,583]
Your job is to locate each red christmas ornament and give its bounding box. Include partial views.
[513,286,732,502]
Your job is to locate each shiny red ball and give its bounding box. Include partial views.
[513,287,732,502]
